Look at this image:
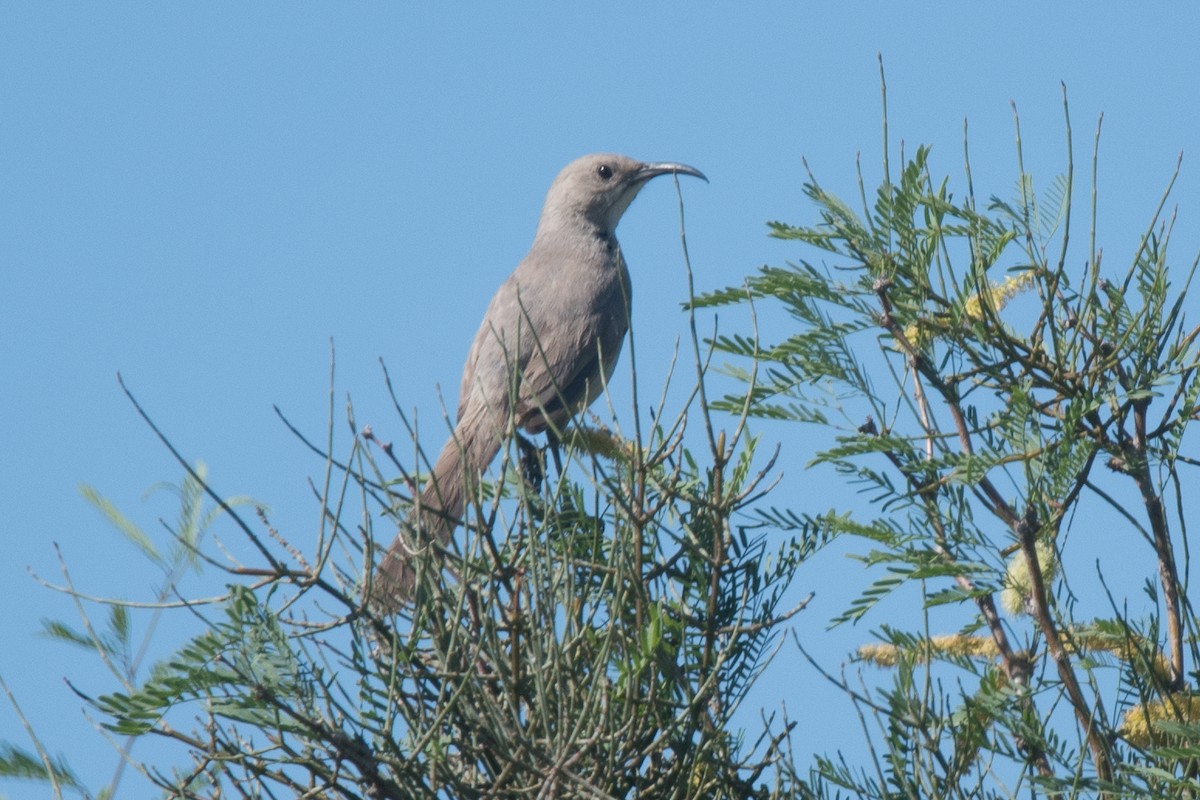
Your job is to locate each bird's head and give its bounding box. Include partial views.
[538,153,707,238]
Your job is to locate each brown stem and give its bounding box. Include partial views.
[1131,400,1185,689]
[701,431,729,729]
[1017,507,1113,786]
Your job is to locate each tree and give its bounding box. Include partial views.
[4,81,1199,799]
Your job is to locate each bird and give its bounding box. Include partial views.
[373,153,707,607]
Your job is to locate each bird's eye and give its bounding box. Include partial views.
[597,164,613,180]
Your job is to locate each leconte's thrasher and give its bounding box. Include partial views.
[374,153,706,607]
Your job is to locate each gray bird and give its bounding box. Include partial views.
[374,153,706,606]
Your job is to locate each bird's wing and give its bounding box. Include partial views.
[513,274,631,434]
[515,322,610,433]
[456,275,523,425]
[457,254,631,435]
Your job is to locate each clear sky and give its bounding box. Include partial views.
[3,4,1199,795]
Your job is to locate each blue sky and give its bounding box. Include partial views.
[3,4,1199,794]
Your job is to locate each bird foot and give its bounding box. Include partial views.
[515,433,545,492]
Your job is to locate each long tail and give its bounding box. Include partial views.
[372,404,502,608]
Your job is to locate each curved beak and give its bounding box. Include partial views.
[636,161,708,183]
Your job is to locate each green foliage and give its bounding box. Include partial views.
[0,741,82,794]
[90,585,308,738]
[1,466,256,799]
[698,85,1200,796]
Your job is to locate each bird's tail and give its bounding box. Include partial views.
[372,406,501,608]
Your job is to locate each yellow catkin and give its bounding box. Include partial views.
[902,321,936,351]
[1071,630,1174,687]
[569,425,632,462]
[858,634,1000,667]
[900,270,1038,352]
[1120,694,1200,749]
[964,270,1039,321]
[1000,540,1058,617]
